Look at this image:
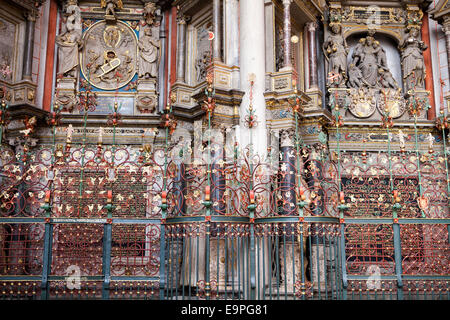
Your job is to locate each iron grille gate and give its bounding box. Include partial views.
[1,217,449,300]
[1,86,450,300]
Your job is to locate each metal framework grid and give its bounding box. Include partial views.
[0,77,449,300]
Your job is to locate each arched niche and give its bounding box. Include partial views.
[345,31,404,92]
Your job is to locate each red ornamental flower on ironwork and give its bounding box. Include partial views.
[202,96,215,114]
[244,109,257,128]
[160,113,177,135]
[381,115,394,128]
[107,111,122,126]
[436,116,449,130]
[331,115,343,127]
[291,97,303,113]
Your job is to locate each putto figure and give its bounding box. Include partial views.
[101,0,123,18]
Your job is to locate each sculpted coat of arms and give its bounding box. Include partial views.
[348,87,377,118]
[80,20,138,90]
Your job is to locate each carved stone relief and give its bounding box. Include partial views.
[195,20,212,84]
[0,17,16,82]
[80,20,137,90]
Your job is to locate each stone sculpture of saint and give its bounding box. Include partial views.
[138,27,160,79]
[400,26,427,91]
[323,23,348,87]
[56,4,82,77]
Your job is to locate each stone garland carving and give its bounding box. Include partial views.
[56,3,82,77]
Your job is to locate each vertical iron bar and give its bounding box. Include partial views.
[174,230,180,300]
[291,224,296,300]
[40,222,53,300]
[392,222,404,300]
[339,223,348,300]
[282,225,287,298]
[205,221,211,300]
[102,222,112,299]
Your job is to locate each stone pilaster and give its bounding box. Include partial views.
[176,14,189,82]
[22,10,38,81]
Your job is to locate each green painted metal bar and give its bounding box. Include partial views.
[282,225,287,298]
[392,223,404,300]
[315,227,321,300]
[0,276,42,281]
[339,223,348,300]
[291,224,296,300]
[412,113,426,218]
[401,275,450,280]
[205,220,211,300]
[40,222,53,300]
[307,226,313,300]
[0,218,46,223]
[159,222,166,300]
[102,222,112,299]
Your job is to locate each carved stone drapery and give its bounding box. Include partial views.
[138,26,160,79]
[323,23,348,87]
[400,26,427,92]
[55,3,82,78]
[348,33,398,90]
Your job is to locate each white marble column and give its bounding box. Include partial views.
[176,14,188,82]
[224,0,239,67]
[213,0,222,62]
[239,0,267,158]
[306,22,319,90]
